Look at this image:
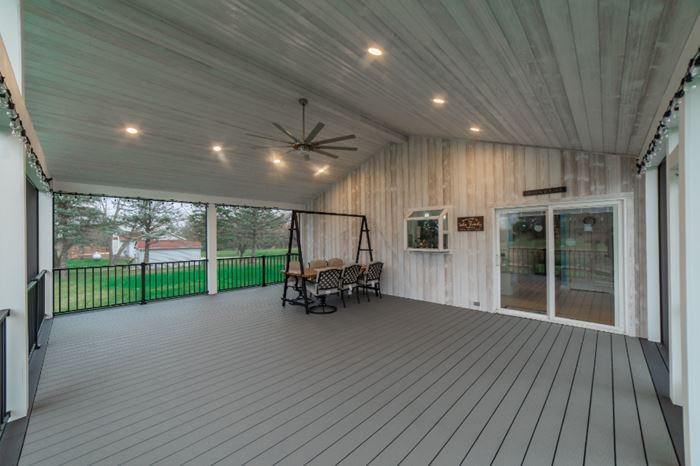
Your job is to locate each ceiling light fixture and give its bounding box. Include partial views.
[469,126,481,133]
[125,126,139,135]
[315,166,328,176]
[432,97,446,104]
[212,145,222,152]
[273,158,281,164]
[367,47,383,56]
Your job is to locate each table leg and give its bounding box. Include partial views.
[301,277,310,314]
[282,275,289,307]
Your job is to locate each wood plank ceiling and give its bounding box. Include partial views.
[23,0,699,204]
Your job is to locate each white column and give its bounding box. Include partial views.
[645,168,660,342]
[666,150,684,405]
[679,84,700,465]
[0,133,29,420]
[39,191,53,318]
[0,0,22,91]
[206,203,217,295]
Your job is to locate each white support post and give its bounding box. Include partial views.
[39,191,53,318]
[679,84,700,466]
[666,148,684,405]
[0,133,29,420]
[645,167,661,342]
[206,203,217,295]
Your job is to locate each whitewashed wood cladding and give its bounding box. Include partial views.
[305,137,647,336]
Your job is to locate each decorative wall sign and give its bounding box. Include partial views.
[457,216,484,231]
[523,186,567,196]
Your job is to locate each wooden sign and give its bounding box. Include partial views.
[523,186,567,196]
[457,216,484,231]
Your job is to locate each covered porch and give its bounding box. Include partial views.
[2,1,700,465]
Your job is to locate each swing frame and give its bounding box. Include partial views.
[281,210,374,314]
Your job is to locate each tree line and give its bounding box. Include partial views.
[53,194,290,267]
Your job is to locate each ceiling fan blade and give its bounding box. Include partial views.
[314,146,357,151]
[311,149,340,159]
[305,122,325,143]
[245,133,291,143]
[272,123,299,142]
[312,134,356,145]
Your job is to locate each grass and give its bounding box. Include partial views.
[54,253,299,313]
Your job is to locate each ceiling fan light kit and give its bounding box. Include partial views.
[247,98,357,163]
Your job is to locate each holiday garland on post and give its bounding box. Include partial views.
[637,46,700,175]
[0,72,51,190]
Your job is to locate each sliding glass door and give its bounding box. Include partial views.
[553,206,616,326]
[497,201,620,329]
[498,210,548,315]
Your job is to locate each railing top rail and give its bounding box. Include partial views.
[0,308,9,322]
[140,259,208,266]
[217,253,297,260]
[27,270,48,291]
[53,259,208,272]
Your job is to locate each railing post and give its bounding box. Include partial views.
[140,262,147,304]
[261,256,266,287]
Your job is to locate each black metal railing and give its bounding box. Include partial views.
[217,254,299,292]
[27,270,47,353]
[502,248,612,280]
[0,308,9,430]
[53,260,208,314]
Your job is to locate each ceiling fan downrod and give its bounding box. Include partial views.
[299,98,308,140]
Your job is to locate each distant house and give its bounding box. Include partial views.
[111,235,137,259]
[134,239,202,263]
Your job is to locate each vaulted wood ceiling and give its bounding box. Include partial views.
[23,0,699,204]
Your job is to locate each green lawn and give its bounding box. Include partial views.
[54,253,299,313]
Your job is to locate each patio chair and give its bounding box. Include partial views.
[327,258,344,267]
[337,264,363,307]
[308,259,328,269]
[306,267,342,314]
[358,261,384,302]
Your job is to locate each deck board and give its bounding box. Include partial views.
[19,286,677,466]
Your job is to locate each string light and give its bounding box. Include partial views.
[637,47,700,175]
[0,73,51,190]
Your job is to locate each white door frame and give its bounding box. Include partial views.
[493,194,631,335]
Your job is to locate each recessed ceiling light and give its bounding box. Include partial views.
[273,158,281,164]
[432,98,446,104]
[125,127,139,135]
[212,145,222,152]
[469,127,481,133]
[315,166,328,176]
[367,47,383,56]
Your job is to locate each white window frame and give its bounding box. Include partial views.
[405,206,451,253]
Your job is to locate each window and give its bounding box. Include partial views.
[405,207,450,251]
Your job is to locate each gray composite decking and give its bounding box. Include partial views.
[19,286,678,465]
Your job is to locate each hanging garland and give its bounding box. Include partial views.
[0,72,52,190]
[637,46,700,175]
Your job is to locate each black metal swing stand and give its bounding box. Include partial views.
[281,209,373,314]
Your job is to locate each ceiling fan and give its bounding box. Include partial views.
[246,98,357,161]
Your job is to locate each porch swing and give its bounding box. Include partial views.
[281,209,374,314]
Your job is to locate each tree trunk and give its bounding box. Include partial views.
[144,239,151,263]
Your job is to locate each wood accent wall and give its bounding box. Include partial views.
[305,136,647,336]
